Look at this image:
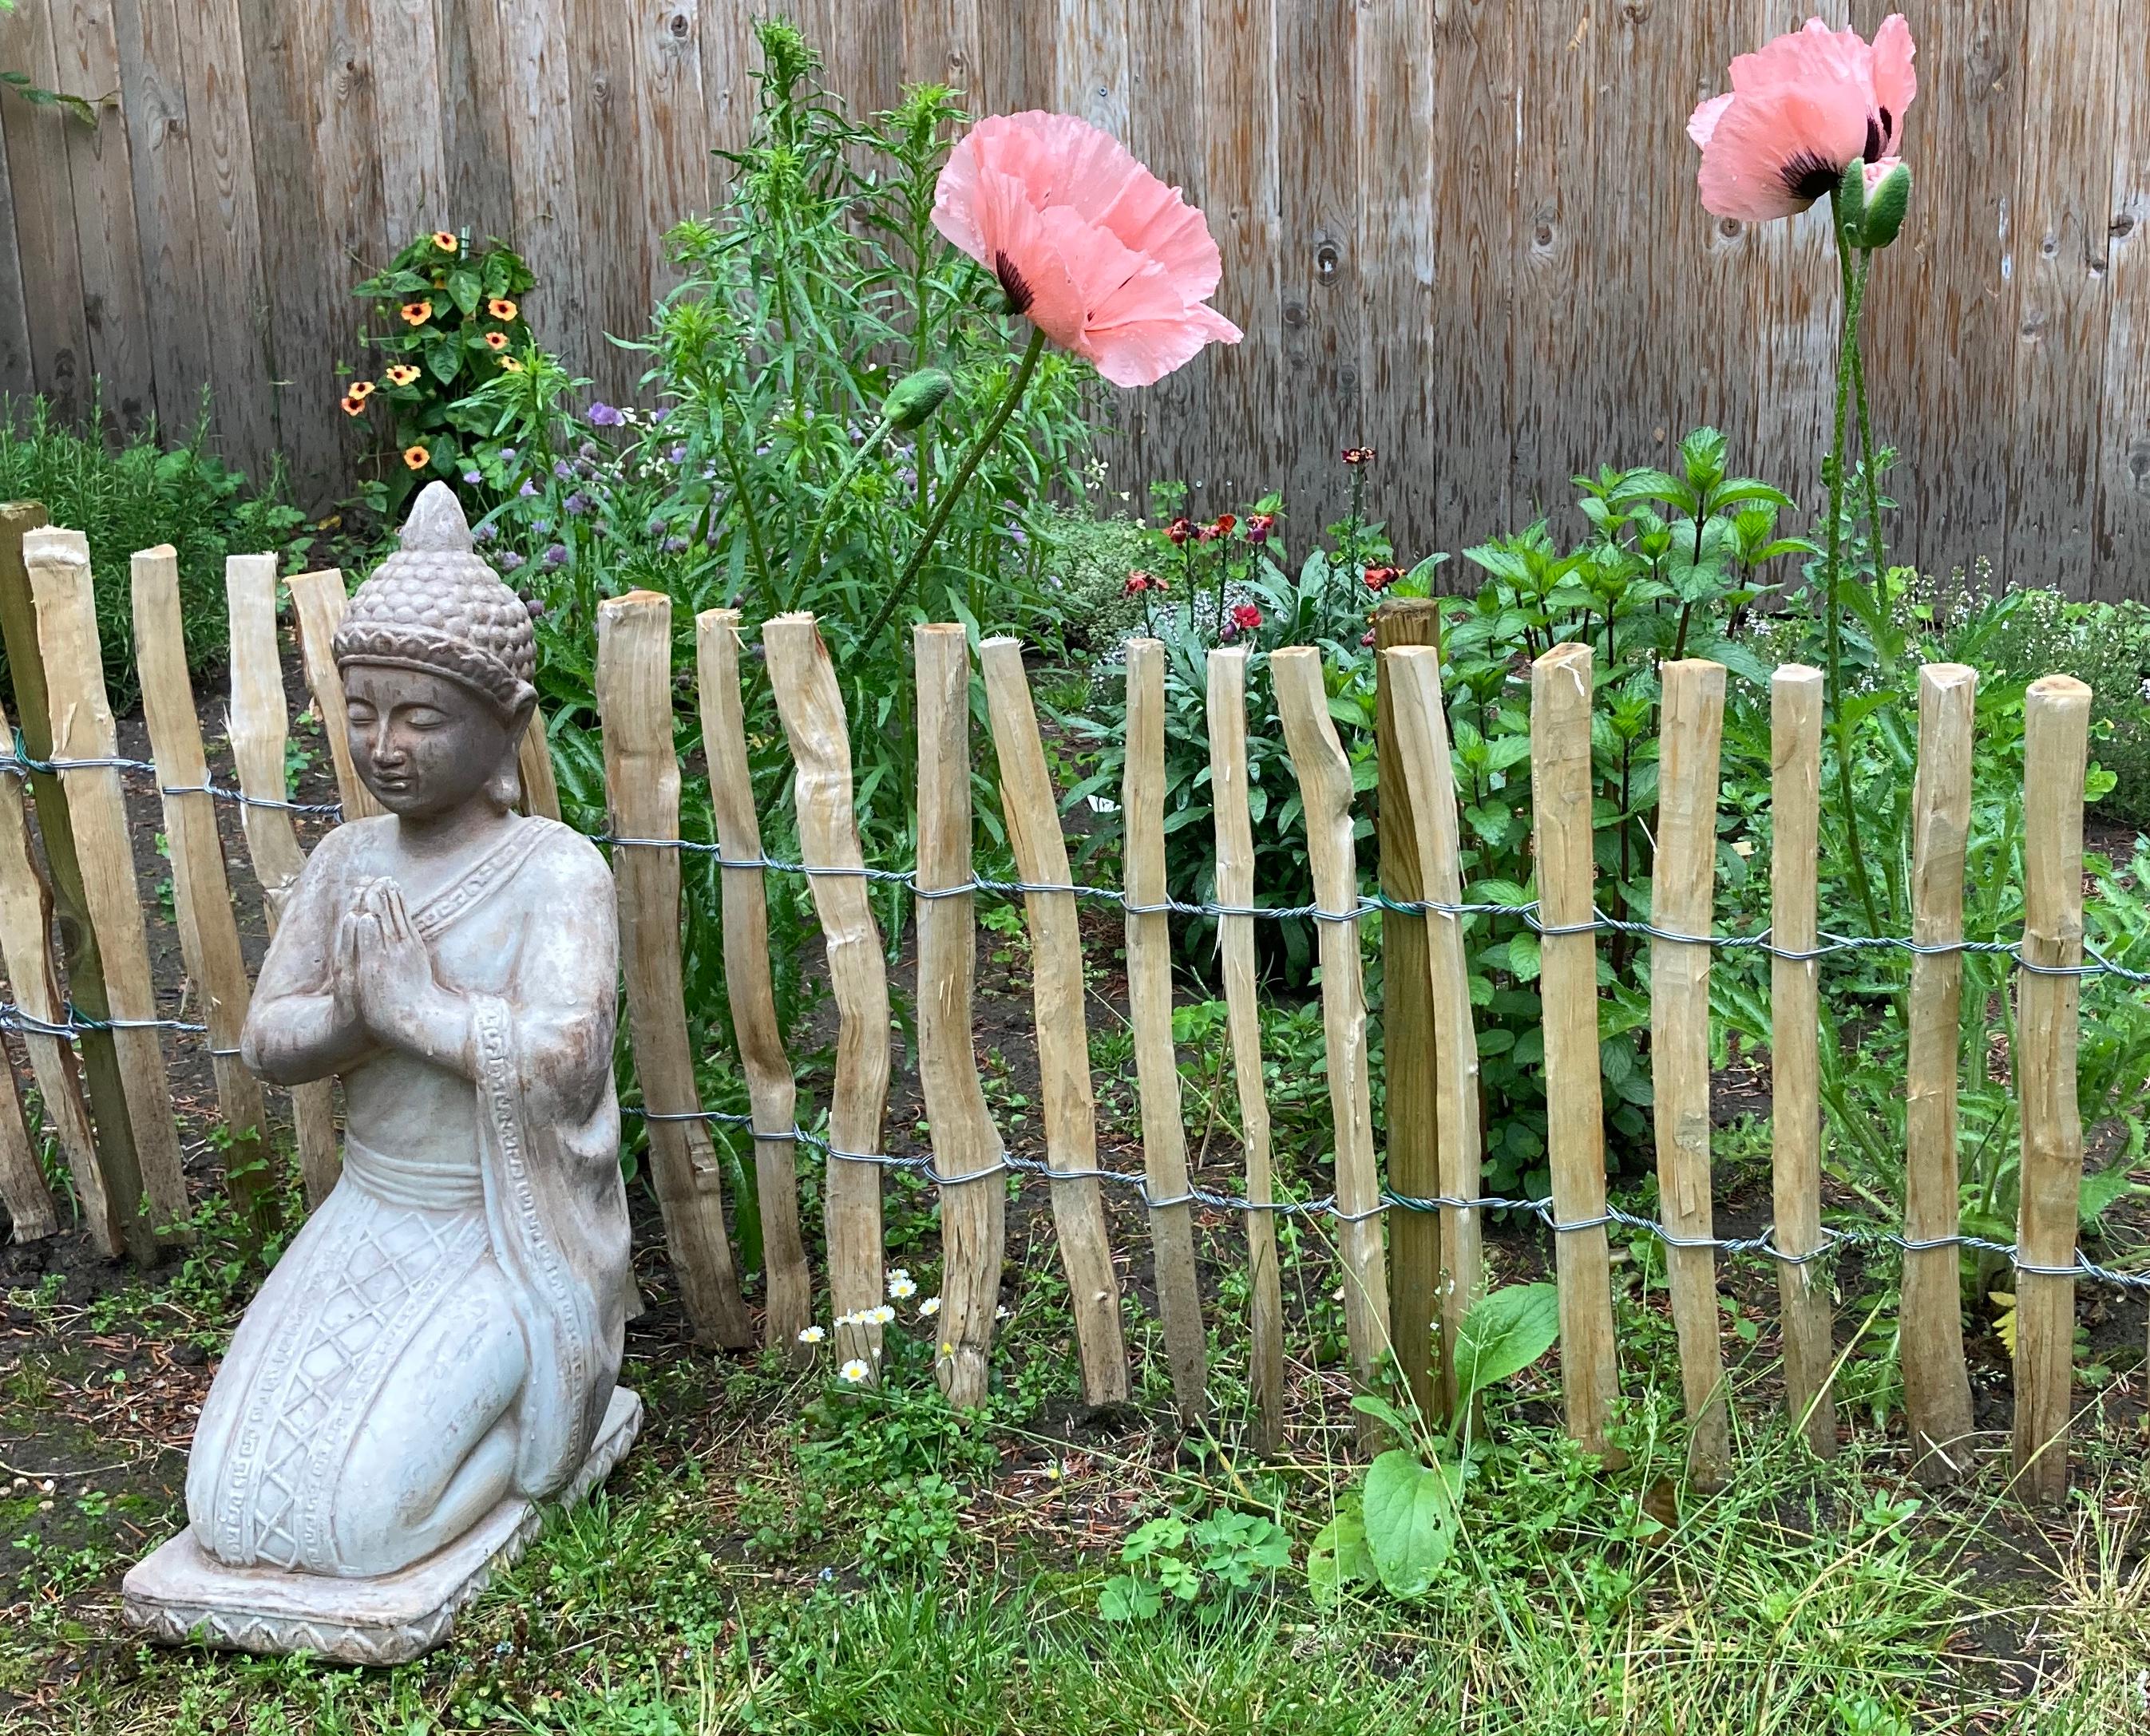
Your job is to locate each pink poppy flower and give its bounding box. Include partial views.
[932,110,1242,388]
[1689,16,1916,223]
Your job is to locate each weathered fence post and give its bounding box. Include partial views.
[2013,673,2092,1503]
[1375,599,1443,1425]
[695,609,812,1363]
[1652,658,1730,1487]
[0,1048,53,1241]
[224,552,339,1207]
[286,568,386,822]
[1122,638,1210,1427]
[979,635,1130,1411]
[133,546,271,1242]
[0,504,152,1261]
[764,612,889,1374]
[1530,642,1618,1458]
[1769,664,1835,1457]
[595,590,752,1350]
[1384,645,1484,1418]
[1205,645,1283,1450]
[1904,662,1978,1482]
[0,698,109,1252]
[1274,644,1391,1445]
[25,528,192,1248]
[913,624,1008,1407]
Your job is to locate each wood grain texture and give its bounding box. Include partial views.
[912,624,1006,1407]
[1122,638,1208,1427]
[284,567,386,822]
[1,0,89,422]
[110,0,208,436]
[24,528,190,1236]
[435,0,514,237]
[1530,642,1618,1459]
[1374,600,1440,1424]
[223,552,339,1207]
[2012,674,2091,1504]
[0,128,34,397]
[979,635,1129,1410]
[1903,662,1978,1483]
[763,612,889,1374]
[1205,644,1281,1450]
[1769,663,1835,1458]
[0,696,109,1252]
[1272,643,1388,1439]
[595,589,752,1350]
[133,546,271,1229]
[368,0,448,241]
[515,706,560,820]
[1650,658,1730,1488]
[1384,644,1483,1419]
[565,0,644,401]
[696,608,811,1362]
[0,1042,55,1242]
[2094,7,2150,588]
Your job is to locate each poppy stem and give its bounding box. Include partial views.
[1823,196,1885,941]
[795,415,897,608]
[1847,248,1891,668]
[860,325,1047,651]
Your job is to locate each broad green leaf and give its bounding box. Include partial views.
[1099,1573,1161,1622]
[1453,1282,1561,1404]
[1361,1450,1459,1599]
[1308,1512,1376,1604]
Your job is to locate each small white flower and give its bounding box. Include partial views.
[889,1275,918,1300]
[834,1310,860,1328]
[837,1359,870,1384]
[867,1303,897,1325]
[798,1324,826,1344]
[889,1267,910,1283]
[996,1305,1010,1319]
[919,1295,942,1316]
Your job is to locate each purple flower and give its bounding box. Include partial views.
[518,480,538,497]
[563,492,590,516]
[577,440,600,463]
[553,459,575,482]
[647,516,668,538]
[541,543,568,568]
[588,402,625,428]
[667,443,688,465]
[662,536,689,554]
[1008,524,1028,547]
[473,521,497,543]
[500,446,518,462]
[651,406,669,423]
[498,548,525,569]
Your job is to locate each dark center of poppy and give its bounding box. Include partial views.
[1878,106,1895,150]
[1780,149,1843,204]
[993,251,1034,317]
[1863,117,1884,164]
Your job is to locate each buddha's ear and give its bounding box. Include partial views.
[489,691,538,812]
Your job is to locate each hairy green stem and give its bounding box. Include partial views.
[712,379,780,619]
[794,414,895,607]
[1848,250,1891,668]
[858,324,1047,651]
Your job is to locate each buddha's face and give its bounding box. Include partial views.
[342,665,524,821]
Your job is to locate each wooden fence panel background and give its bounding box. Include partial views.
[0,1,2144,597]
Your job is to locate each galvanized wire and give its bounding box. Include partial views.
[3,739,2144,1295]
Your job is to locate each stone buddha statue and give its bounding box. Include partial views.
[124,482,639,1663]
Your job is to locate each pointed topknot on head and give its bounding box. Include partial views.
[398,480,476,555]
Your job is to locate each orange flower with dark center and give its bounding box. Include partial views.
[399,299,434,326]
[385,364,421,386]
[346,379,376,402]
[432,231,458,253]
[402,444,430,471]
[339,394,365,417]
[488,298,517,321]
[498,356,524,374]
[483,330,509,350]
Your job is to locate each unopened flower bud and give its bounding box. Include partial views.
[1859,160,1911,248]
[882,367,954,430]
[1834,158,1867,242]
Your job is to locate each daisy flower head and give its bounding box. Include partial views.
[798,1324,827,1344]
[867,1303,897,1326]
[889,1275,918,1300]
[837,1359,871,1384]
[919,1296,942,1317]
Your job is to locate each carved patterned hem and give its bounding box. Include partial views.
[124,1387,640,1666]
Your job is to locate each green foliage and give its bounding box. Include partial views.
[1098,1510,1293,1622]
[343,228,537,520]
[1028,495,1152,651]
[0,391,311,704]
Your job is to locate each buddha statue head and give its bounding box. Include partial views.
[332,482,537,821]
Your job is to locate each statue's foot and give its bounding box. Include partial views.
[120,1388,640,1666]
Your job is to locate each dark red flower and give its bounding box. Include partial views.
[1363,564,1402,592]
[1166,516,1195,545]
[1342,446,1376,467]
[1245,512,1277,544]
[1360,627,1377,646]
[1231,603,1262,632]
[1212,513,1237,535]
[1123,570,1156,596]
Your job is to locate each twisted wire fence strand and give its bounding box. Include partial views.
[3,741,2145,1295]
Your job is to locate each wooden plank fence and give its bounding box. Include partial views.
[0,2,2145,598]
[0,512,2131,1503]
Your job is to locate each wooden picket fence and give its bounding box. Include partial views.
[0,510,2110,1505]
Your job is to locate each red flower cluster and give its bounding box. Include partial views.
[1341,446,1376,467]
[1231,603,1263,632]
[1245,512,1277,545]
[1363,564,1402,592]
[1165,517,1195,545]
[1123,570,1168,595]
[1197,512,1237,543]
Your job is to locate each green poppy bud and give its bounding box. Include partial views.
[1834,159,1867,242]
[882,367,954,431]
[1859,161,1911,248]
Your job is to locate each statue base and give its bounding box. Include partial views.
[121,1386,641,1666]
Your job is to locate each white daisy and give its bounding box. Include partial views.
[798,1324,826,1344]
[889,1275,918,1300]
[919,1295,942,1316]
[837,1359,870,1384]
[867,1303,897,1326]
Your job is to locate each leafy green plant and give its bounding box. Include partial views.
[341,228,536,520]
[1311,1282,1560,1602]
[0,390,311,702]
[1098,1509,1293,1621]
